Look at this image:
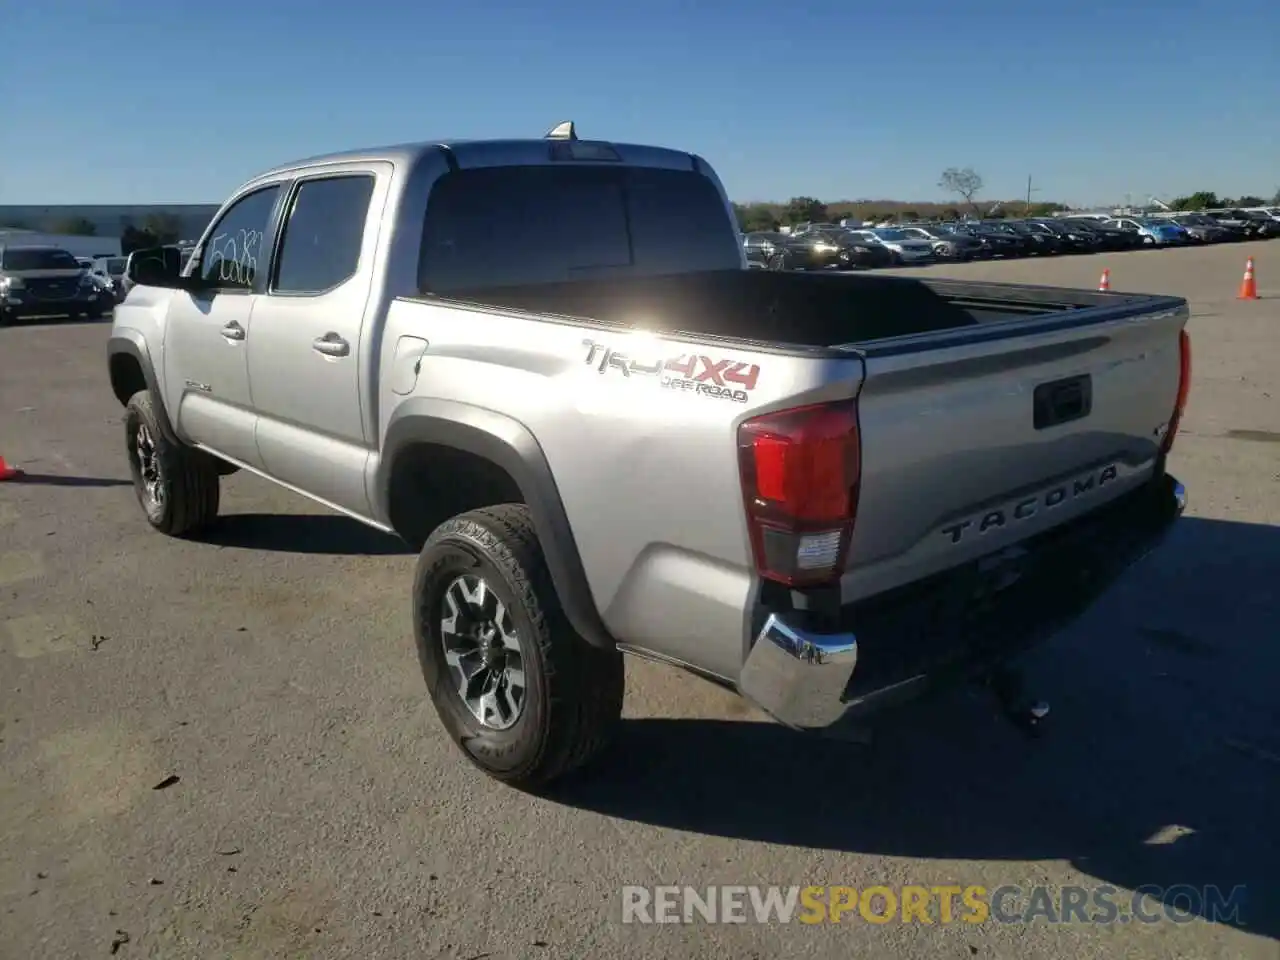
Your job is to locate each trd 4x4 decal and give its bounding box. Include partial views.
[581,338,760,404]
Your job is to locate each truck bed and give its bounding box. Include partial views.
[399,265,1188,617]
[436,269,1183,350]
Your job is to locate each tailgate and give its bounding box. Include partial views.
[841,292,1188,602]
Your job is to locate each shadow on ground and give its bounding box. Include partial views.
[202,513,413,555]
[5,472,133,488]
[553,516,1280,939]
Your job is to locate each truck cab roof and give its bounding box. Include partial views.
[253,136,703,184]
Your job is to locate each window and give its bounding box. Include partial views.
[199,186,281,290]
[272,175,375,294]
[418,165,742,294]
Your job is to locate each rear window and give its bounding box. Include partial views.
[418,165,741,293]
[1,248,80,271]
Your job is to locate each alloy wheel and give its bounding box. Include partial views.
[439,574,527,730]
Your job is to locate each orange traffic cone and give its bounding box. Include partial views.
[0,456,22,481]
[1098,268,1111,292]
[1237,257,1258,300]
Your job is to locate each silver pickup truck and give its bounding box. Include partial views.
[107,122,1191,788]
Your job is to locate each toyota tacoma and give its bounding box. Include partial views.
[107,122,1191,788]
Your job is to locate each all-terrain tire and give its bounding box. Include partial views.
[413,504,625,789]
[124,390,221,536]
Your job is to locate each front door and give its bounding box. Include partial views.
[246,168,385,517]
[162,184,284,468]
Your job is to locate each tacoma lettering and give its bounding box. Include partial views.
[941,465,1120,545]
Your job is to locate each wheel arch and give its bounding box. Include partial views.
[378,398,616,651]
[107,331,180,445]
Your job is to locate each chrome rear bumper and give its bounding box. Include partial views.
[737,614,858,729]
[739,475,1187,730]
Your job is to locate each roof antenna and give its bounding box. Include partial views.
[544,121,577,141]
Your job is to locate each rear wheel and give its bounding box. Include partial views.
[414,504,625,789]
[124,391,221,536]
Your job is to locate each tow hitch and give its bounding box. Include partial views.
[986,661,1050,737]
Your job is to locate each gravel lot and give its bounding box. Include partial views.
[2,241,1277,959]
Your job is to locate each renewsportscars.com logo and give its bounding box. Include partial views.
[620,884,1248,926]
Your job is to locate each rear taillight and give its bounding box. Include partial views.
[1160,328,1192,456]
[737,401,862,587]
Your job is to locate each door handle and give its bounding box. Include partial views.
[312,333,350,358]
[220,321,246,342]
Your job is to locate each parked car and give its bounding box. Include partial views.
[1231,210,1280,238]
[943,222,1025,258]
[853,227,935,264]
[0,244,108,325]
[1058,217,1143,251]
[1161,215,1230,244]
[743,231,787,269]
[1103,217,1190,247]
[108,122,1191,787]
[976,222,1038,257]
[1202,209,1277,239]
[1003,220,1067,254]
[90,255,130,300]
[898,225,985,261]
[751,228,891,271]
[1024,220,1105,253]
[824,229,896,269]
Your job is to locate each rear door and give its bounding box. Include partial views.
[246,165,387,516]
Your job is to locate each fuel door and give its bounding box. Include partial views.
[389,336,430,396]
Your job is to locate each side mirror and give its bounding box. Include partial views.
[126,246,187,289]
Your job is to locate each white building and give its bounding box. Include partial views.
[0,229,121,259]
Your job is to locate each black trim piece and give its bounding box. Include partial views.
[107,332,180,445]
[389,294,854,361]
[378,398,616,650]
[851,286,1187,359]
[837,471,1184,716]
[437,145,459,172]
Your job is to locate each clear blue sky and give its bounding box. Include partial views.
[4,0,1277,207]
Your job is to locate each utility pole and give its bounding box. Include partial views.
[1025,175,1040,213]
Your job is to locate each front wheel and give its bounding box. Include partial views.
[414,504,625,789]
[124,391,221,536]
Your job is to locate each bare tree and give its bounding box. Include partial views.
[939,167,984,214]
